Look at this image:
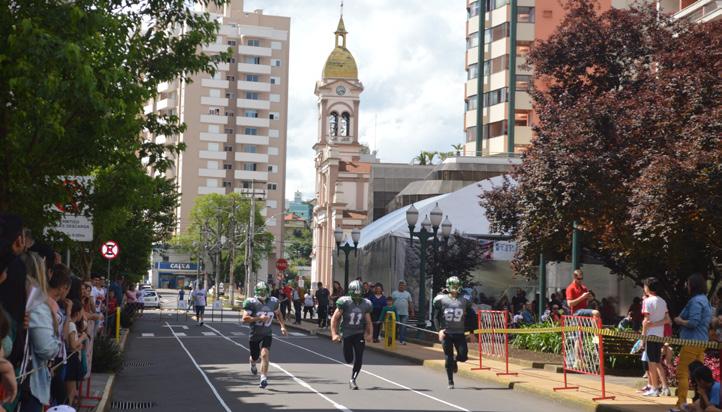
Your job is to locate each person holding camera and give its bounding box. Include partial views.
[565,269,600,319]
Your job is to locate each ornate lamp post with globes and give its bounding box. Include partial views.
[334,227,361,289]
[406,203,452,330]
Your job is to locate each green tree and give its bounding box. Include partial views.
[411,151,438,166]
[480,1,722,313]
[0,0,229,232]
[425,234,484,296]
[173,193,273,290]
[286,224,312,275]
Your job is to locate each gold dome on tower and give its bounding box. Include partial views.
[322,16,358,80]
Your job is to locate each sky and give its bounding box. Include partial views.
[243,0,468,201]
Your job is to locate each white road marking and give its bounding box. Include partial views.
[164,322,232,412]
[277,336,471,412]
[165,325,189,330]
[288,332,306,337]
[231,332,244,336]
[175,332,186,337]
[204,325,352,412]
[202,331,216,336]
[141,333,154,337]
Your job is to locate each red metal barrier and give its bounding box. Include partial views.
[553,315,615,401]
[471,310,516,376]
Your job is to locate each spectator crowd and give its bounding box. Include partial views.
[0,214,143,411]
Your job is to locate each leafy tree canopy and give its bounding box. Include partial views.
[481,0,721,313]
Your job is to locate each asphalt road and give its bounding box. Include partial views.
[110,304,580,412]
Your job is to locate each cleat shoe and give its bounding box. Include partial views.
[349,379,358,390]
[448,380,455,389]
[259,378,268,389]
[250,363,257,376]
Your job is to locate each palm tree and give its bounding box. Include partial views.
[451,143,464,156]
[411,150,437,165]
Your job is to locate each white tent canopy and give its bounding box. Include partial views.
[357,175,509,249]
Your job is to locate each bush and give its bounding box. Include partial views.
[511,322,562,354]
[92,335,124,373]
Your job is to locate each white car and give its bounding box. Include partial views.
[142,289,160,308]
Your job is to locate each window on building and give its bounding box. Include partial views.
[224,145,233,152]
[208,108,220,115]
[245,74,259,82]
[517,7,535,23]
[467,35,480,50]
[269,112,279,120]
[244,110,258,118]
[485,23,509,44]
[465,95,478,111]
[483,87,508,107]
[243,145,257,153]
[516,75,533,91]
[247,39,260,47]
[271,59,281,67]
[516,41,532,57]
[245,56,261,64]
[228,57,236,64]
[467,1,480,17]
[244,127,257,135]
[468,63,479,80]
[483,120,508,138]
[328,112,338,137]
[225,111,235,117]
[226,75,235,81]
[227,40,236,46]
[466,126,477,143]
[246,92,259,100]
[340,113,350,137]
[270,77,280,85]
[225,92,235,99]
[223,164,233,170]
[243,163,257,171]
[224,128,234,134]
[515,111,531,127]
[222,181,232,188]
[267,183,277,191]
[241,180,252,189]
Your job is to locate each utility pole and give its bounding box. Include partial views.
[214,210,222,299]
[245,180,256,299]
[228,197,237,306]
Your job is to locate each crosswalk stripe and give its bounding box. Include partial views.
[202,331,216,336]
[175,332,186,337]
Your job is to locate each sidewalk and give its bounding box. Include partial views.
[79,329,129,412]
[285,319,676,412]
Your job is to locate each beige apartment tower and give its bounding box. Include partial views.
[145,0,290,281]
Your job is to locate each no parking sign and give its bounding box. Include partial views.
[100,240,120,260]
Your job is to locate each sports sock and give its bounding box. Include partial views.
[260,374,267,380]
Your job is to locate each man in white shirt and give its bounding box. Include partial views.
[191,282,207,326]
[642,277,670,397]
[391,281,414,345]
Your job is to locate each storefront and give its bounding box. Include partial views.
[155,262,201,289]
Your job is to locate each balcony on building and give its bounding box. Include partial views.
[200,132,228,143]
[201,96,230,107]
[237,45,272,57]
[236,98,270,110]
[156,81,176,93]
[156,97,176,112]
[198,168,227,178]
[215,62,230,72]
[200,114,229,124]
[673,0,721,22]
[201,78,230,89]
[199,150,228,160]
[202,43,231,53]
[237,80,271,92]
[237,63,271,74]
[236,116,270,128]
[143,102,153,115]
[236,134,269,145]
[234,187,267,197]
[235,152,269,163]
[234,170,269,181]
[198,186,226,195]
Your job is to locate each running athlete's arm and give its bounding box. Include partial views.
[241,299,264,324]
[363,313,373,342]
[433,298,446,342]
[330,309,343,342]
[274,307,288,336]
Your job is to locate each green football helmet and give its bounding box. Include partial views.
[347,280,363,300]
[446,276,462,293]
[254,281,270,299]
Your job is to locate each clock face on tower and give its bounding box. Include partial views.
[335,85,347,96]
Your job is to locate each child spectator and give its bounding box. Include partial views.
[303,290,315,320]
[692,365,721,412]
[379,297,397,342]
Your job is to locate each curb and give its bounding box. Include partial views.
[95,329,129,412]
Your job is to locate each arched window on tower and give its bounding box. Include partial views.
[328,112,338,138]
[340,112,350,137]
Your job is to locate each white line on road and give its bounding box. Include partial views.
[164,322,232,412]
[141,333,154,337]
[204,324,352,412]
[175,332,186,337]
[231,332,244,336]
[277,336,471,412]
[202,331,216,336]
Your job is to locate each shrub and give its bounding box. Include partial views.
[511,322,562,354]
[92,335,124,373]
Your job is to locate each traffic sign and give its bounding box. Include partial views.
[100,240,120,260]
[275,258,288,272]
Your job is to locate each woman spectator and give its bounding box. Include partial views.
[672,274,712,411]
[64,300,86,407]
[46,264,72,406]
[628,296,643,331]
[330,281,344,317]
[17,254,61,412]
[369,283,387,343]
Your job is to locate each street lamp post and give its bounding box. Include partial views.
[406,203,452,330]
[334,227,360,289]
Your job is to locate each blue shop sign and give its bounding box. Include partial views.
[156,262,199,271]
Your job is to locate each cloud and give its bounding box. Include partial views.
[243,0,467,201]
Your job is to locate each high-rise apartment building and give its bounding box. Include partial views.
[663,0,721,21]
[463,0,640,157]
[145,0,290,279]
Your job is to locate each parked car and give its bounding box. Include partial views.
[142,289,160,308]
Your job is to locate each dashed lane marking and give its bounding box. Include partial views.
[202,331,216,336]
[204,324,352,412]
[141,333,154,337]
